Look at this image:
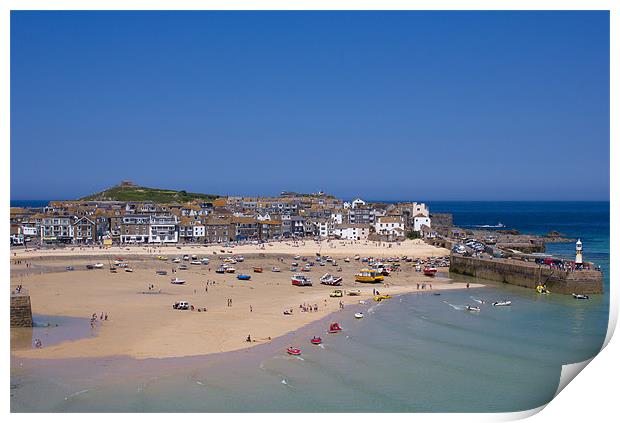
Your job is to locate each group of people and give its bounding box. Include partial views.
[416,283,433,290]
[90,312,108,328]
[13,284,24,294]
[227,298,233,307]
[299,303,318,312]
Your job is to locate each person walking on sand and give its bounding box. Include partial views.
[250,305,253,312]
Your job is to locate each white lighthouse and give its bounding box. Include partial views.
[575,239,583,265]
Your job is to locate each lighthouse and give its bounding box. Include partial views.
[575,239,583,266]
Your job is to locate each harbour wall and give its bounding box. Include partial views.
[10,293,33,327]
[449,254,604,295]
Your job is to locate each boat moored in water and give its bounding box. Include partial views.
[572,293,590,300]
[354,312,364,319]
[311,337,322,345]
[328,322,342,333]
[287,347,302,355]
[492,300,512,306]
[466,305,480,312]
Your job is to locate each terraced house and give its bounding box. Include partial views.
[72,216,97,244]
[41,216,74,243]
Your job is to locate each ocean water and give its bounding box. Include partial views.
[10,202,610,412]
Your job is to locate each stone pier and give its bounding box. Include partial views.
[10,293,33,327]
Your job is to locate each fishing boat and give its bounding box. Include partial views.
[423,266,438,277]
[344,257,350,263]
[237,274,251,281]
[170,277,186,285]
[178,264,188,270]
[286,347,302,356]
[347,290,361,296]
[172,257,181,263]
[466,305,480,312]
[190,260,202,265]
[291,274,312,286]
[320,273,343,286]
[492,300,512,306]
[271,267,281,272]
[125,267,133,272]
[157,256,168,261]
[572,294,590,300]
[235,256,245,262]
[354,255,360,260]
[328,322,342,333]
[354,312,364,319]
[355,269,384,283]
[253,267,263,273]
[301,265,311,272]
[94,263,104,269]
[310,337,322,345]
[291,262,299,267]
[156,270,168,276]
[225,267,236,273]
[201,258,210,265]
[330,290,343,298]
[215,266,226,274]
[183,255,190,261]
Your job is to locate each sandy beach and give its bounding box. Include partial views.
[10,240,480,360]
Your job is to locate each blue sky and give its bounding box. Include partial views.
[10,11,609,201]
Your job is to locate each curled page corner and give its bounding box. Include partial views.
[554,357,595,398]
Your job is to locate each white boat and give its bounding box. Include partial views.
[125,268,134,273]
[572,294,590,300]
[173,258,181,263]
[271,267,281,272]
[344,258,350,263]
[201,258,210,265]
[466,305,480,312]
[354,312,364,319]
[320,273,343,286]
[190,260,202,265]
[291,274,312,286]
[492,300,512,306]
[170,277,186,285]
[94,263,104,269]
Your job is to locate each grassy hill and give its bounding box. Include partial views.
[80,185,219,203]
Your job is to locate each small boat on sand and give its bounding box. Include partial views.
[347,290,361,296]
[86,264,94,269]
[492,300,512,306]
[253,267,263,273]
[271,267,281,272]
[355,269,384,283]
[320,273,343,286]
[328,322,342,333]
[190,260,201,265]
[94,263,104,269]
[354,312,364,319]
[237,274,251,281]
[215,266,226,274]
[423,266,437,277]
[225,267,236,273]
[287,347,302,356]
[156,270,168,276]
[291,274,312,286]
[310,337,322,345]
[125,267,133,272]
[170,277,186,285]
[330,290,343,298]
[572,294,590,300]
[66,266,74,271]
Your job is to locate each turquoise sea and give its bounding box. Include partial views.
[10,201,610,412]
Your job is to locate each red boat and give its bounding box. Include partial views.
[423,266,437,277]
[328,322,342,333]
[311,336,322,345]
[287,347,302,355]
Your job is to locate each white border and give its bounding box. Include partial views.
[2,1,616,422]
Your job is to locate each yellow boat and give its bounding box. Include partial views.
[355,269,384,283]
[156,256,168,261]
[330,290,343,298]
[374,295,392,302]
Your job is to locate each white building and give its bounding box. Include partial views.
[374,216,405,239]
[351,198,366,209]
[413,215,431,232]
[333,223,370,240]
[193,224,205,239]
[411,202,429,217]
[149,215,179,243]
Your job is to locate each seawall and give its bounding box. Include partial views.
[449,254,604,295]
[11,293,33,327]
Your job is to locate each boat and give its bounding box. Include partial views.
[125,267,133,272]
[294,255,301,260]
[320,273,343,286]
[170,277,186,285]
[354,312,364,319]
[156,270,168,276]
[286,347,302,356]
[178,264,188,270]
[301,266,311,272]
[253,267,264,273]
[109,267,117,273]
[536,285,550,295]
[86,264,94,269]
[423,266,438,277]
[271,267,281,272]
[66,266,74,271]
[572,294,590,300]
[235,256,245,262]
[310,337,322,345]
[183,255,190,261]
[225,267,236,273]
[190,260,201,265]
[344,257,350,263]
[328,322,342,333]
[94,263,104,269]
[374,295,392,302]
[291,274,312,286]
[354,255,360,260]
[172,258,181,263]
[291,262,299,267]
[466,305,480,312]
[237,274,251,281]
[492,300,512,306]
[215,266,226,274]
[347,290,361,296]
[355,269,384,283]
[157,256,168,261]
[330,290,343,298]
[201,258,210,265]
[191,255,197,260]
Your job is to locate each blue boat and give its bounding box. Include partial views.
[237,274,251,281]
